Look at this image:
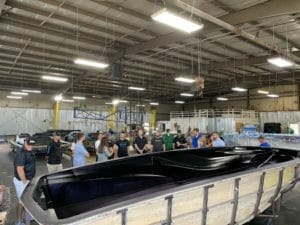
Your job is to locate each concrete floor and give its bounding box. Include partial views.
[0,143,299,225]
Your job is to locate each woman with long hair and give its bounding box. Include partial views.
[97,136,114,162]
[73,133,90,167]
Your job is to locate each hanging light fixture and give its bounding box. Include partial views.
[267,56,294,68]
[151,8,203,33]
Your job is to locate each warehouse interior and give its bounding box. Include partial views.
[0,0,300,225]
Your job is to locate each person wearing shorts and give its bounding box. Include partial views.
[13,137,36,225]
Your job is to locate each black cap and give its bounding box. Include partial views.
[52,132,61,137]
[25,137,35,145]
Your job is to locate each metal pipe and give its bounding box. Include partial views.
[168,0,299,62]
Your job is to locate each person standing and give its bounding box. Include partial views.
[163,129,174,151]
[258,135,271,148]
[115,132,130,158]
[96,137,114,162]
[95,131,105,150]
[211,132,226,147]
[73,133,90,167]
[13,137,36,225]
[151,130,165,152]
[192,128,202,148]
[134,129,148,154]
[173,130,187,149]
[46,132,63,173]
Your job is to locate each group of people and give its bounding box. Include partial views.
[12,128,270,225]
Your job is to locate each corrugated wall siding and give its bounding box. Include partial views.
[260,111,300,129]
[0,107,150,135]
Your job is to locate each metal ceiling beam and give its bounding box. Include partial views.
[220,0,300,25]
[111,0,300,61]
[0,0,6,15]
[38,0,156,38]
[203,51,300,71]
[169,0,299,62]
[0,15,121,51]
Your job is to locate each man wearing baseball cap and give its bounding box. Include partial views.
[13,137,36,225]
[46,132,63,173]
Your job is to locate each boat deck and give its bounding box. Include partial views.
[0,144,299,225]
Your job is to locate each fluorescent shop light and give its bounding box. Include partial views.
[267,94,279,98]
[151,8,203,33]
[11,92,28,96]
[175,77,195,83]
[136,104,145,107]
[150,102,159,106]
[180,93,194,97]
[42,75,68,82]
[21,89,41,94]
[267,56,293,67]
[257,90,269,94]
[72,96,86,100]
[175,101,185,104]
[217,97,228,101]
[74,58,109,69]
[7,96,22,99]
[62,99,74,102]
[231,87,248,92]
[128,86,145,91]
[105,102,114,105]
[119,100,128,103]
[54,95,63,101]
[112,99,120,105]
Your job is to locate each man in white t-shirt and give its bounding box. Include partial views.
[95,131,105,150]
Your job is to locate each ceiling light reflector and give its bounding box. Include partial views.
[42,75,68,82]
[150,102,159,106]
[11,92,28,96]
[54,95,63,101]
[267,56,293,67]
[74,58,109,69]
[7,96,22,99]
[151,8,204,33]
[62,99,74,102]
[21,90,41,94]
[217,97,228,101]
[175,77,195,83]
[231,87,247,92]
[128,86,145,91]
[257,90,269,94]
[72,96,86,100]
[180,93,194,97]
[267,94,279,98]
[175,101,185,104]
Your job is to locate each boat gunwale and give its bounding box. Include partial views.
[22,148,300,225]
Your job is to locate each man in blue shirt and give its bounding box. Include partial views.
[192,128,202,148]
[258,136,271,148]
[211,132,225,147]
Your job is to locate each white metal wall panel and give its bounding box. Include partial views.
[260,111,300,129]
[0,107,151,135]
[0,108,51,135]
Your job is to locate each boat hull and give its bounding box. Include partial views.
[22,147,300,225]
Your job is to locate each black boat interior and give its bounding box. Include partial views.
[32,147,298,219]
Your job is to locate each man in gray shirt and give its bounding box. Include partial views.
[151,130,165,152]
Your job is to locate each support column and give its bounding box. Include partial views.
[209,97,213,108]
[247,90,250,109]
[298,84,300,111]
[150,108,157,129]
[53,101,60,129]
[108,106,116,129]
